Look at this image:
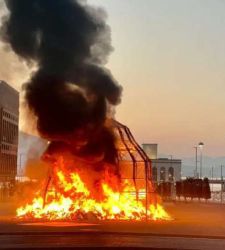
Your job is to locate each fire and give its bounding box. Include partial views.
[17,157,171,221]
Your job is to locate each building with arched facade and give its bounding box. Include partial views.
[142,144,181,183]
[151,158,181,183]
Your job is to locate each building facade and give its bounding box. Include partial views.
[0,80,19,186]
[142,144,182,183]
[151,158,181,183]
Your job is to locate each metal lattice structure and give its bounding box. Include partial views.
[43,120,157,219]
[113,120,156,218]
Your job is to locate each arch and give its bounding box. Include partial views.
[168,167,174,182]
[160,167,166,182]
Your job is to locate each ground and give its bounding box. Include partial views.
[0,202,225,249]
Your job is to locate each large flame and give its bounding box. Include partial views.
[17,157,171,221]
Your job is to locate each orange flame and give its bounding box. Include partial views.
[17,157,171,221]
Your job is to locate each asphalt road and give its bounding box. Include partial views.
[1,202,225,249]
[1,231,225,249]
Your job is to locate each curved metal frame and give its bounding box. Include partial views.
[42,120,156,221]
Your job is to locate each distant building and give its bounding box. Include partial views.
[0,80,19,185]
[151,158,181,183]
[142,144,181,182]
[17,131,47,177]
[142,144,157,159]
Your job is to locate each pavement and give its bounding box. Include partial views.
[0,202,225,249]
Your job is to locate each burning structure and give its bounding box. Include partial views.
[0,0,170,221]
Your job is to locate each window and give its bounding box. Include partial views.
[160,167,166,182]
[168,167,174,182]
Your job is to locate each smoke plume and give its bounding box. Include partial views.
[0,0,122,164]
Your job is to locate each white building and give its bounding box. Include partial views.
[151,158,181,182]
[17,131,47,177]
[142,144,181,183]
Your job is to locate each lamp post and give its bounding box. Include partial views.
[220,165,224,203]
[211,166,214,192]
[194,146,198,178]
[194,142,204,178]
[198,142,204,179]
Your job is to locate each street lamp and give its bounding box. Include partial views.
[194,146,198,178]
[194,142,204,178]
[198,142,204,179]
[220,165,224,203]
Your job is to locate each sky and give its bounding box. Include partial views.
[1,0,225,158]
[88,0,225,158]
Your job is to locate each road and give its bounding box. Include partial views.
[1,231,225,249]
[0,202,225,249]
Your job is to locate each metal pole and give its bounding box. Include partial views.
[195,146,198,178]
[211,166,214,192]
[145,163,148,222]
[221,165,223,203]
[200,149,202,179]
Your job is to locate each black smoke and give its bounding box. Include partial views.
[1,0,122,164]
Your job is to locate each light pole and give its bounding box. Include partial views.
[194,146,198,178]
[198,142,204,179]
[220,165,224,203]
[194,142,204,178]
[211,166,214,192]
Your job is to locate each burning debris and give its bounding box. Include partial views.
[16,121,170,221]
[17,157,169,221]
[1,0,170,221]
